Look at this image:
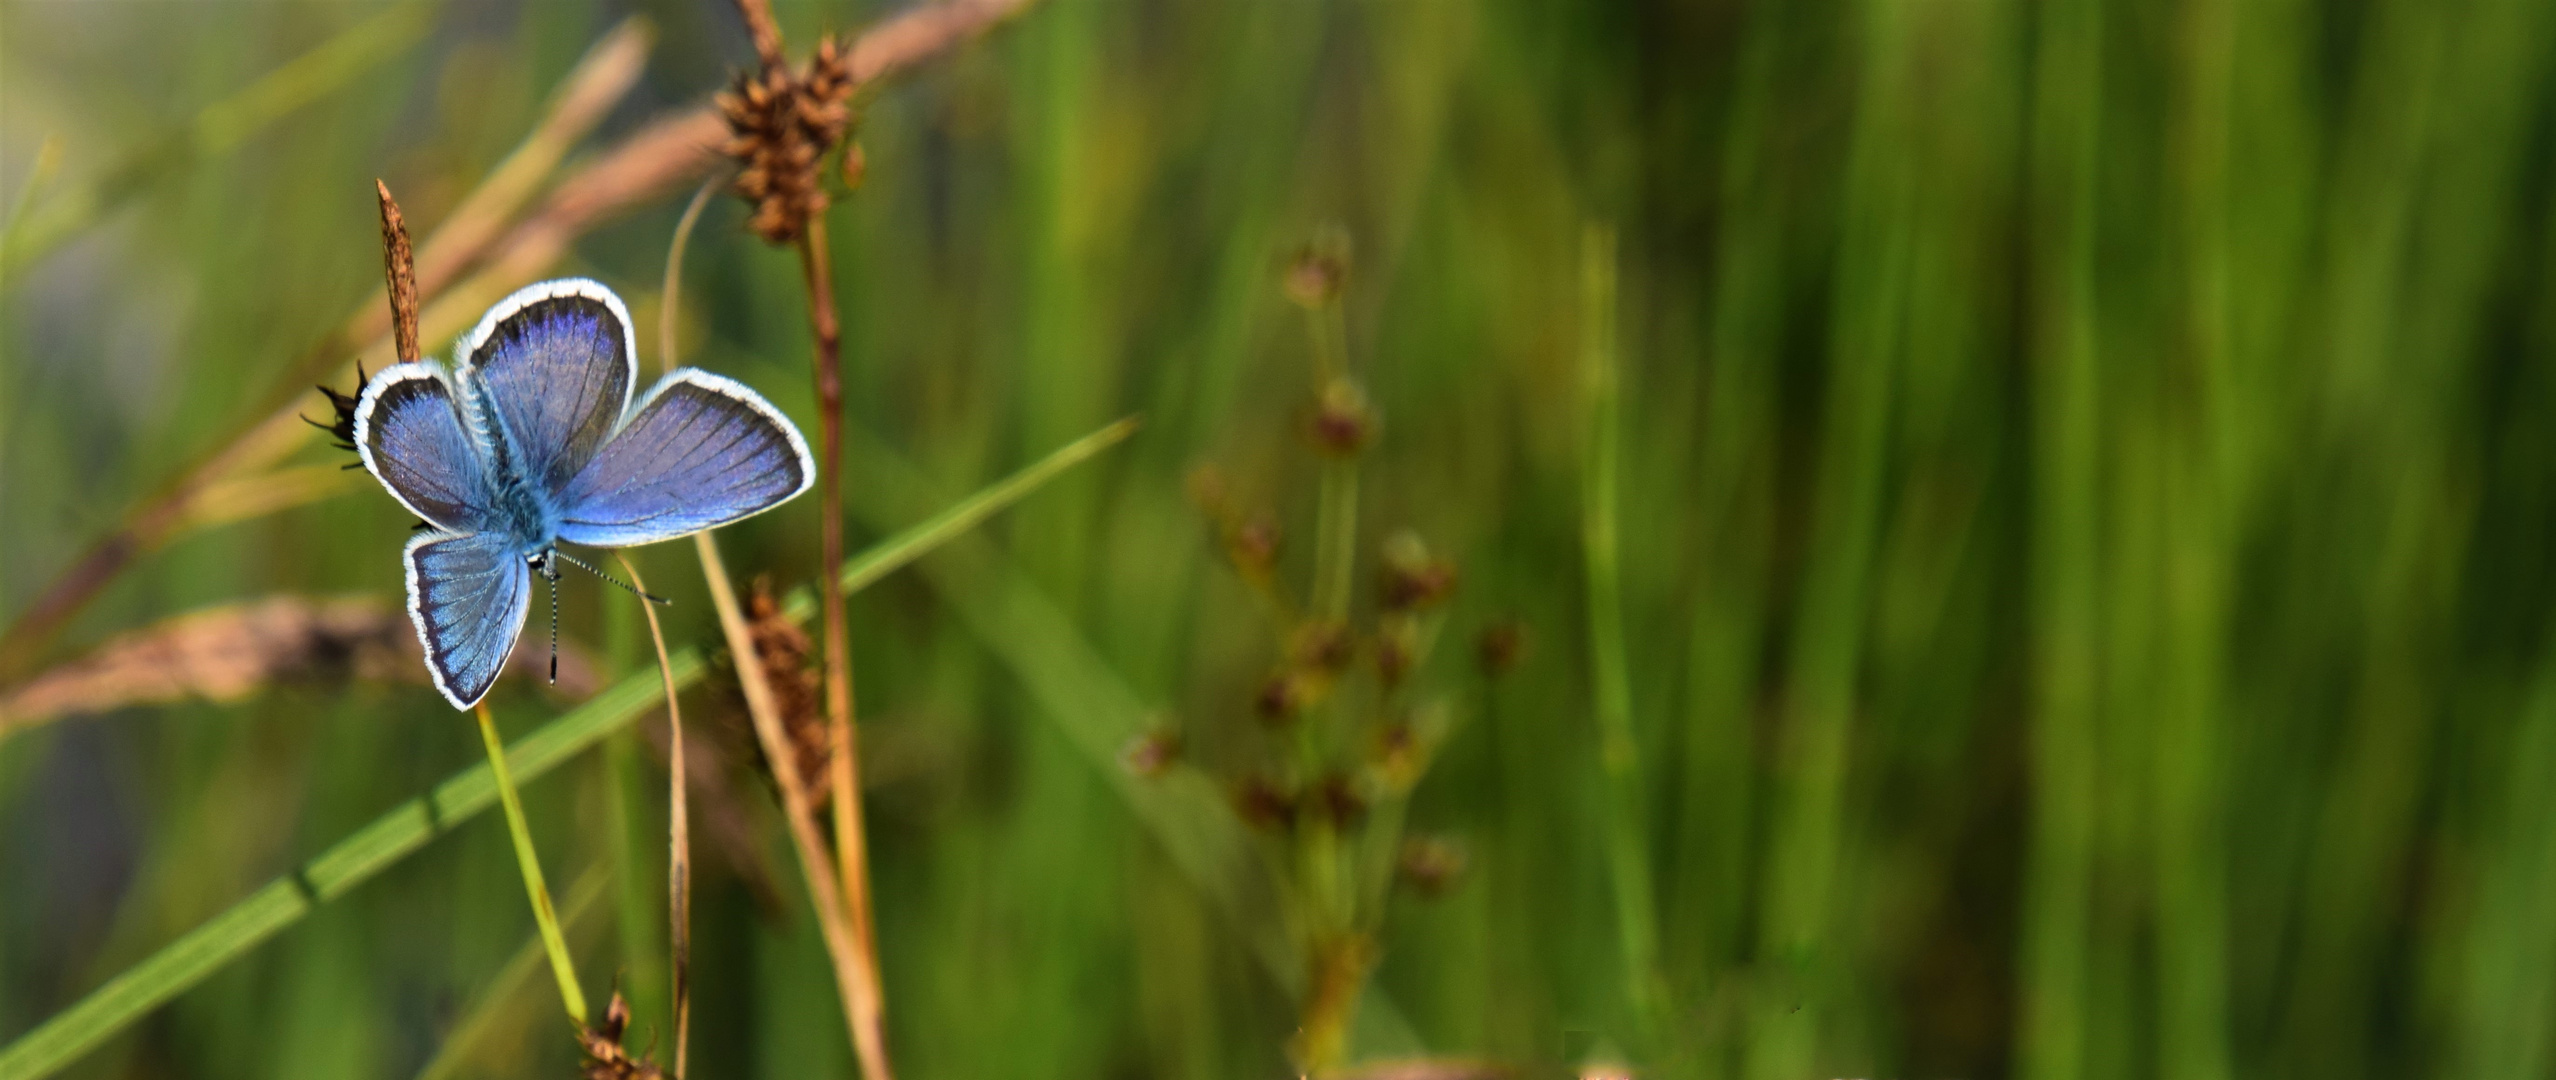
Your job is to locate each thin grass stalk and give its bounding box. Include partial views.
[690,530,876,1063]
[618,555,691,1079]
[2157,5,2236,1078]
[797,214,893,1080]
[1308,297,1358,625]
[657,157,875,1071]
[2020,0,2104,1075]
[1745,7,1913,1068]
[475,702,589,1026]
[1578,224,1664,1039]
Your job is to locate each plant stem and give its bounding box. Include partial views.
[474,702,588,1026]
[796,215,892,1080]
[691,529,880,1074]
[618,555,690,1079]
[1580,223,1664,1037]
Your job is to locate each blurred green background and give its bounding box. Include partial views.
[9,0,2556,1077]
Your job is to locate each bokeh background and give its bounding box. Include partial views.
[8,0,2556,1078]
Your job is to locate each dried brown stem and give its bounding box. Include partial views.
[690,530,874,1068]
[0,0,1026,684]
[617,555,690,1080]
[375,181,421,365]
[730,0,786,70]
[797,216,889,1080]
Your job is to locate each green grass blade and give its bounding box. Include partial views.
[1579,223,1663,1042]
[0,420,1135,1080]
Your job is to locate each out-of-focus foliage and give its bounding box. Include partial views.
[10,1,2556,1078]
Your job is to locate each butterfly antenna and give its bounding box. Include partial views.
[552,550,672,605]
[546,567,560,685]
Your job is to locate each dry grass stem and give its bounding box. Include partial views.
[618,555,691,1079]
[0,595,599,732]
[795,220,890,1080]
[690,530,875,1066]
[715,2,892,1069]
[376,180,421,364]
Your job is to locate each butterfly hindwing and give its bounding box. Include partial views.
[553,370,815,548]
[459,279,635,497]
[405,529,534,709]
[354,363,494,532]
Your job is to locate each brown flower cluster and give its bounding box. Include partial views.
[577,993,665,1080]
[719,33,859,244]
[745,581,833,809]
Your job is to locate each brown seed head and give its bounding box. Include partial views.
[1378,531,1457,613]
[745,579,830,808]
[841,140,868,191]
[1119,728,1180,778]
[1254,672,1303,724]
[1232,775,1298,832]
[1291,620,1355,674]
[1477,618,1529,679]
[1224,513,1281,581]
[1283,230,1351,309]
[1397,835,1469,897]
[1307,378,1375,457]
[577,991,666,1080]
[1316,772,1367,826]
[720,33,863,244]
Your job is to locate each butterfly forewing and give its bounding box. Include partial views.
[355,364,495,532]
[404,530,534,709]
[460,280,635,497]
[553,370,815,548]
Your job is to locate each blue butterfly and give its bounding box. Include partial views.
[351,278,813,709]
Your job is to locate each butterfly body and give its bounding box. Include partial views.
[352,279,814,709]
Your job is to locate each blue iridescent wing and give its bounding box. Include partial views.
[552,370,815,548]
[404,530,533,709]
[455,279,636,497]
[354,363,494,532]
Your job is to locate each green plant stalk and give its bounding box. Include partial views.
[475,702,589,1027]
[2155,6,2235,1079]
[1313,466,1360,626]
[1579,223,1665,1040]
[1308,296,1359,625]
[793,221,890,1080]
[2019,0,2102,1077]
[0,420,1134,1080]
[415,867,611,1080]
